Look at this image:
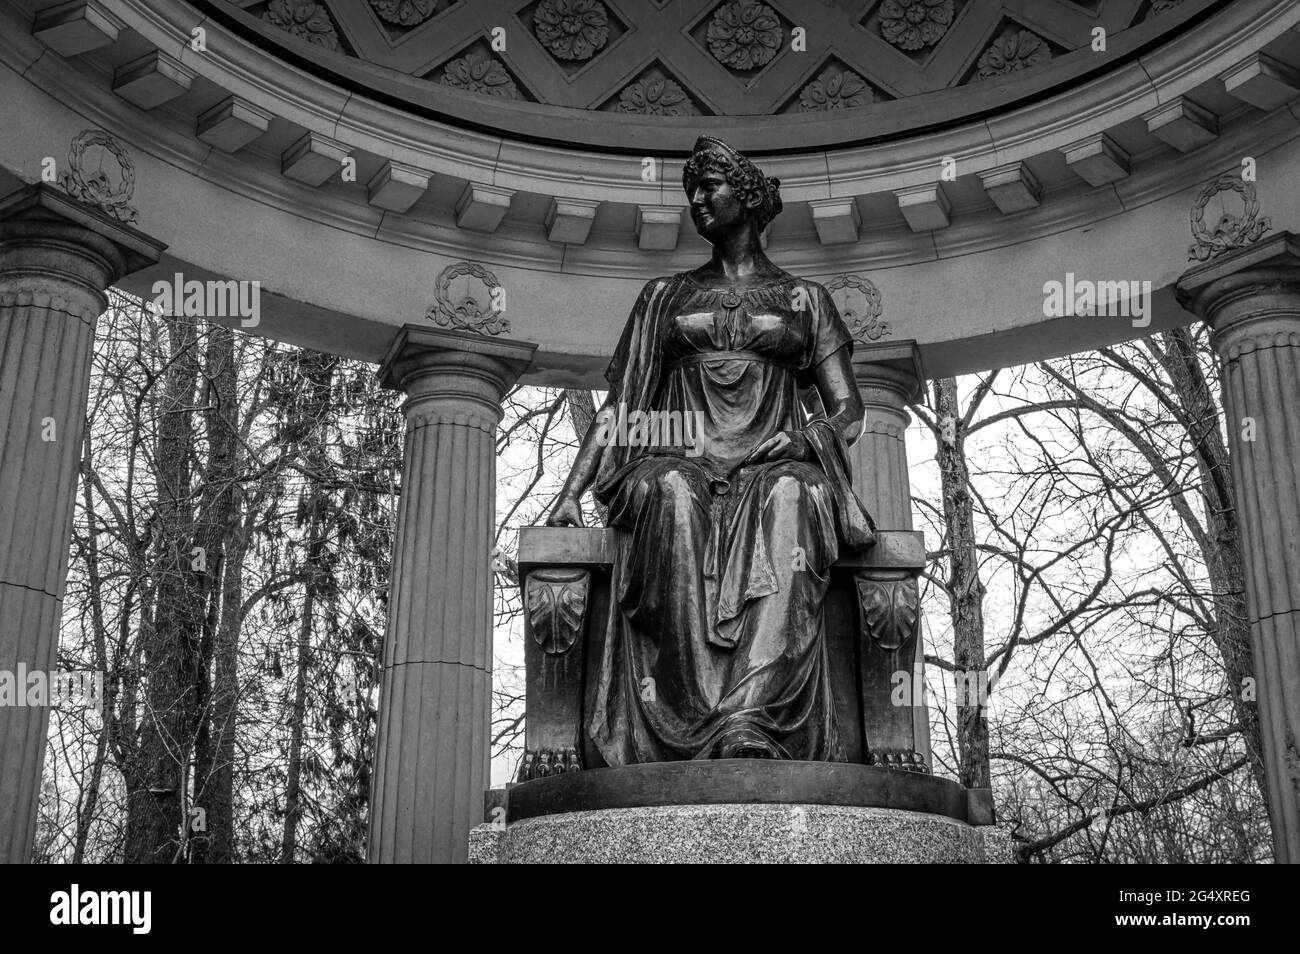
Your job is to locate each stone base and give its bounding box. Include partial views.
[469,803,1009,864]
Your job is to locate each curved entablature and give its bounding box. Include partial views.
[1,0,1298,382]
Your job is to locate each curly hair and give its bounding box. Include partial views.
[682,136,783,231]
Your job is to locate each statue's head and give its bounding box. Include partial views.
[682,136,783,238]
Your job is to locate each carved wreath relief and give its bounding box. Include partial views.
[1187,173,1272,262]
[57,130,139,225]
[827,274,889,342]
[426,261,510,335]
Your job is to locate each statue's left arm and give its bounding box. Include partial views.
[810,344,864,447]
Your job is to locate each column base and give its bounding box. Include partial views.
[469,803,1010,864]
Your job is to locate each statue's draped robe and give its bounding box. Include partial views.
[588,272,875,764]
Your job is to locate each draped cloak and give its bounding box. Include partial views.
[587,271,876,765]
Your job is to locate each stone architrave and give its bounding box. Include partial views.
[0,184,163,864]
[1176,231,1300,864]
[369,325,535,864]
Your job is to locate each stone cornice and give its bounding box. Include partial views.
[0,0,1296,281]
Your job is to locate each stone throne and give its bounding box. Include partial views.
[473,342,999,864]
[517,527,934,779]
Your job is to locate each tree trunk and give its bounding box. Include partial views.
[934,377,991,789]
[125,315,203,863]
[281,502,322,864]
[201,508,251,863]
[1147,328,1267,806]
[191,325,242,863]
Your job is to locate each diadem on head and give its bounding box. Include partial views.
[683,134,783,230]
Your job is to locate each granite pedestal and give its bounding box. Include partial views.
[469,803,1008,864]
[470,759,1004,864]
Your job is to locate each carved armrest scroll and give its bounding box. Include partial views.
[525,567,590,655]
[853,570,919,651]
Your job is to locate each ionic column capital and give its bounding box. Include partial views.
[0,183,165,310]
[851,340,925,409]
[1176,231,1300,352]
[378,324,537,425]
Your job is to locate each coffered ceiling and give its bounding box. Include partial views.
[215,0,1217,150]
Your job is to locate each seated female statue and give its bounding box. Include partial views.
[547,135,875,764]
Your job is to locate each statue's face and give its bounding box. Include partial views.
[687,169,750,239]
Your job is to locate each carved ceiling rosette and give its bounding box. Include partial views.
[534,0,610,61]
[976,29,1051,79]
[799,66,872,111]
[617,77,697,115]
[369,0,438,27]
[427,261,510,335]
[1188,173,1272,262]
[57,129,139,224]
[441,52,520,98]
[827,275,889,342]
[707,1,783,71]
[262,0,340,52]
[879,0,955,52]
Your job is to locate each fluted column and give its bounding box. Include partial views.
[369,326,535,864]
[0,184,163,863]
[848,341,924,531]
[1178,232,1300,864]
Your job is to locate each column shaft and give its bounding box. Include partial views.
[369,327,534,864]
[0,184,162,863]
[1178,235,1300,863]
[849,370,914,531]
[847,344,923,532]
[0,292,98,864]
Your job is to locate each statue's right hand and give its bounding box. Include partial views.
[546,494,584,527]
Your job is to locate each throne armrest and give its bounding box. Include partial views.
[515,528,608,781]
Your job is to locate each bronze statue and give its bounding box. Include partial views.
[547,136,875,765]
